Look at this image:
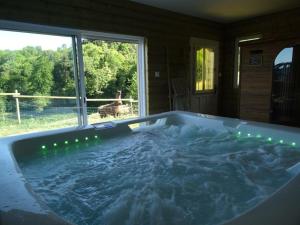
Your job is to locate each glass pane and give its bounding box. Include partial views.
[275,47,293,66]
[0,30,78,137]
[195,48,204,91]
[272,47,295,124]
[82,39,139,124]
[204,48,214,90]
[195,48,215,92]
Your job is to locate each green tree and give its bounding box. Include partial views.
[0,95,6,118]
[83,40,138,99]
[83,41,119,96]
[52,45,75,96]
[0,40,138,113]
[28,53,54,111]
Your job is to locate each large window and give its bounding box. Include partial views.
[0,30,79,136]
[0,21,146,137]
[195,48,215,92]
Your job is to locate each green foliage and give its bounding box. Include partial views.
[0,96,6,114]
[83,41,115,96]
[0,47,54,95]
[127,72,138,99]
[32,96,50,112]
[52,45,76,96]
[0,41,138,111]
[29,53,54,95]
[93,41,138,99]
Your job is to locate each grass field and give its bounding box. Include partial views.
[0,111,138,137]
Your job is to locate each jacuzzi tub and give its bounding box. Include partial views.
[1,111,300,225]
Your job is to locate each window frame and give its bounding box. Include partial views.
[233,34,262,88]
[191,38,219,95]
[0,19,147,127]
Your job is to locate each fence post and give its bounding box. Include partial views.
[129,96,133,115]
[15,90,21,124]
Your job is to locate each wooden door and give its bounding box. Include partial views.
[189,38,219,115]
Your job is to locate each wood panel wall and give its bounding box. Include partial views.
[221,7,300,119]
[1,0,299,119]
[0,0,223,115]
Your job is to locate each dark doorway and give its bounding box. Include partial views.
[271,45,300,126]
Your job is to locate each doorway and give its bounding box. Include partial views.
[81,37,140,124]
[271,45,300,126]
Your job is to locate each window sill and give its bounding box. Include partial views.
[194,90,216,95]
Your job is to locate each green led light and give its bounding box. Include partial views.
[94,135,98,139]
[53,143,57,147]
[41,145,46,149]
[279,140,284,144]
[75,138,79,143]
[247,133,251,137]
[64,140,69,145]
[85,137,89,141]
[256,134,262,138]
[292,142,296,147]
[237,131,242,135]
[267,137,272,142]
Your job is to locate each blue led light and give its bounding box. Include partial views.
[279,140,284,144]
[292,142,296,147]
[247,133,251,137]
[267,137,272,142]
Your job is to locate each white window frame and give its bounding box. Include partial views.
[233,34,262,88]
[0,20,147,126]
[80,31,147,120]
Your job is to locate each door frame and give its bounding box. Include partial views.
[0,19,148,126]
[80,31,147,121]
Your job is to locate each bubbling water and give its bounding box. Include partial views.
[19,124,300,225]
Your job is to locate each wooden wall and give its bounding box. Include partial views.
[1,0,300,119]
[0,0,223,114]
[221,7,300,119]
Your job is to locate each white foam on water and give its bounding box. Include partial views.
[19,124,300,225]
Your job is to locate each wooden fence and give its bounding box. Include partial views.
[0,90,138,124]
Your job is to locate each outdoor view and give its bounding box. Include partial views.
[0,30,139,136]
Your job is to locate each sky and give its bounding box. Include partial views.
[275,47,293,65]
[0,30,72,51]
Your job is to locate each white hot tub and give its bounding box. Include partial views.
[1,111,300,225]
